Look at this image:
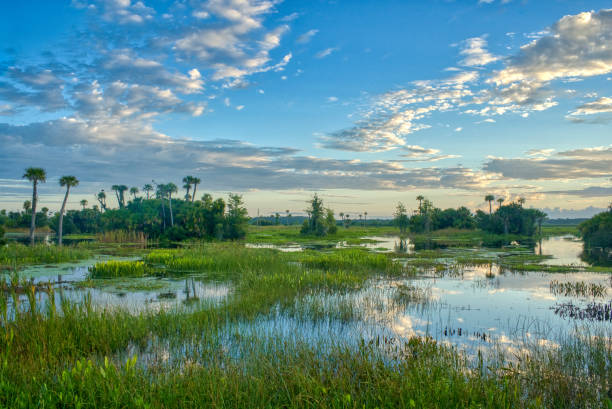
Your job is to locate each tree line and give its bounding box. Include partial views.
[393,195,547,236]
[1,168,249,244]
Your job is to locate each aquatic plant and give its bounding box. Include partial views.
[549,280,607,298]
[88,260,150,279]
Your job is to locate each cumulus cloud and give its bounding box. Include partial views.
[320,72,475,151]
[460,36,498,66]
[492,10,612,85]
[567,96,612,122]
[73,0,155,24]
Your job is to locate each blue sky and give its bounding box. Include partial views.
[1,0,611,217]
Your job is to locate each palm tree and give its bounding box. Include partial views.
[191,177,201,202]
[484,194,495,215]
[364,211,368,226]
[96,190,107,211]
[497,198,504,209]
[23,167,46,245]
[58,175,79,246]
[143,184,153,200]
[23,200,31,213]
[166,183,178,227]
[416,195,424,214]
[359,213,363,226]
[285,209,290,225]
[517,197,526,207]
[80,199,88,210]
[111,185,128,208]
[129,187,139,200]
[183,176,194,200]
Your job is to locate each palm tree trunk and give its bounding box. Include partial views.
[488,201,492,215]
[191,184,197,202]
[58,186,70,246]
[169,195,174,227]
[29,181,37,245]
[160,200,166,230]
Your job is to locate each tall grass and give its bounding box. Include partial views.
[88,260,149,278]
[0,291,609,408]
[0,243,91,268]
[96,230,148,244]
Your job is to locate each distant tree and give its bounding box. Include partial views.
[96,190,107,211]
[485,194,495,215]
[112,185,128,208]
[80,199,88,210]
[496,198,504,209]
[393,202,409,234]
[129,187,139,200]
[274,212,280,225]
[225,193,249,239]
[58,175,79,246]
[285,209,290,225]
[23,200,31,213]
[364,211,368,226]
[416,195,424,214]
[142,184,153,200]
[191,177,201,202]
[183,176,194,200]
[23,167,46,245]
[301,194,335,236]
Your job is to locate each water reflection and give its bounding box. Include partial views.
[536,235,589,266]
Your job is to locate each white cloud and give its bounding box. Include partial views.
[492,10,612,85]
[460,36,498,66]
[296,29,319,44]
[315,47,338,59]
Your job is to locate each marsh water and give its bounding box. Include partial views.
[4,234,610,360]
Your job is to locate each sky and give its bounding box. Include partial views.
[0,0,611,218]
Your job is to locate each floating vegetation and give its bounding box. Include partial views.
[88,260,150,279]
[549,280,607,298]
[553,301,612,321]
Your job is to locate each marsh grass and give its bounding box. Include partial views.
[88,260,150,279]
[2,238,612,407]
[0,243,91,269]
[0,289,610,408]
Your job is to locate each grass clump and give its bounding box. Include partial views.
[88,260,150,279]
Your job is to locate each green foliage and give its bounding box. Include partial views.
[44,193,248,242]
[578,210,612,249]
[475,203,546,236]
[393,202,409,234]
[300,194,336,236]
[88,260,149,278]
